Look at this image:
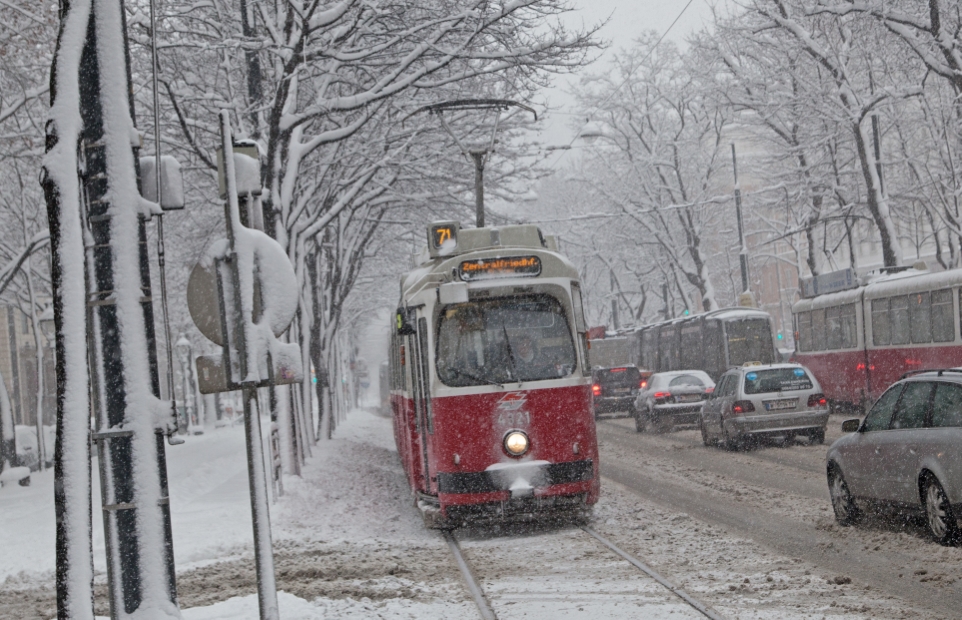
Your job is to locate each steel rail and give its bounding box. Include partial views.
[443,531,498,620]
[580,526,727,620]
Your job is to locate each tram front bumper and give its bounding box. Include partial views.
[437,459,594,498]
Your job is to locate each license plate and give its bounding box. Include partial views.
[765,399,797,411]
[676,394,700,403]
[612,387,630,394]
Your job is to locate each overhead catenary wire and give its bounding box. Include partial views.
[544,0,697,171]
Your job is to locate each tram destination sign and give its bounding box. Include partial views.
[458,256,541,281]
[799,267,858,298]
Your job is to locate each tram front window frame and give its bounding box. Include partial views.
[434,293,578,387]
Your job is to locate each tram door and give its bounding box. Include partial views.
[410,315,434,494]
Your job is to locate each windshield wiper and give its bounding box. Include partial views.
[451,367,503,388]
[501,322,518,382]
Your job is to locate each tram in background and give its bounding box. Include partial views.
[388,221,599,528]
[793,267,962,411]
[624,308,778,382]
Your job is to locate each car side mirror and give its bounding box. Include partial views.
[841,418,861,433]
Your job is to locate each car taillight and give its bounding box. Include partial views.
[592,384,601,396]
[808,393,827,408]
[732,400,755,414]
[705,387,714,394]
[640,380,647,389]
[653,391,671,403]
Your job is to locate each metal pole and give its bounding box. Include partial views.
[731,143,750,294]
[219,112,279,620]
[76,0,179,613]
[471,150,485,228]
[147,0,178,433]
[609,270,620,331]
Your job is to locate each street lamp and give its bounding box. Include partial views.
[175,335,201,434]
[578,120,606,144]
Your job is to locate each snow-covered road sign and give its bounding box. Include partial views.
[187,214,302,393]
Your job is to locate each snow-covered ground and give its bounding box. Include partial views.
[0,407,950,619]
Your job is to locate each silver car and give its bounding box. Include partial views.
[827,370,962,544]
[700,363,829,449]
[633,370,715,433]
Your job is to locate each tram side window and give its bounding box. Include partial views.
[662,326,681,370]
[418,318,434,433]
[932,288,954,342]
[909,292,932,344]
[703,321,725,378]
[642,329,656,370]
[796,311,812,352]
[572,284,592,375]
[680,324,702,370]
[890,296,910,344]
[825,306,841,350]
[840,304,857,348]
[811,308,826,351]
[872,298,891,345]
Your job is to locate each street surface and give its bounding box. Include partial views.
[1,409,959,618]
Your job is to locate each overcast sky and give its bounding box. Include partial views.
[535,0,720,161]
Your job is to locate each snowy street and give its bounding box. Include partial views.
[2,407,959,619]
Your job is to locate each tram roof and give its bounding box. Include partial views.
[792,266,962,311]
[622,307,772,333]
[399,224,579,299]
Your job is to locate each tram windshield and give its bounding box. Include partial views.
[436,294,577,386]
[725,318,776,367]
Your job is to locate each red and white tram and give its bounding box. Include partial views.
[793,267,962,410]
[388,221,600,528]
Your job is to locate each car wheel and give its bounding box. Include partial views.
[810,428,825,445]
[828,466,860,526]
[634,409,645,432]
[721,423,741,451]
[700,417,713,447]
[923,476,958,545]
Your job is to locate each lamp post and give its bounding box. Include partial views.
[175,335,199,434]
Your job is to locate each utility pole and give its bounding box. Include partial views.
[80,0,179,615]
[408,99,536,228]
[731,144,751,300]
[470,151,486,227]
[609,270,620,331]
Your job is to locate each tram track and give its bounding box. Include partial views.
[444,524,726,619]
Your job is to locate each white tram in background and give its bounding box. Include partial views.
[624,308,778,382]
[388,222,600,528]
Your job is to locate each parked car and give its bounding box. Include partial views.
[633,370,715,433]
[827,369,962,544]
[591,365,642,420]
[700,363,828,449]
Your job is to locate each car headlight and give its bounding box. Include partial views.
[503,430,529,457]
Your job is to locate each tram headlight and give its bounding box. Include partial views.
[503,430,529,457]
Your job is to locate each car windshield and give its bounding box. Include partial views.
[435,294,576,386]
[668,374,705,388]
[743,368,813,395]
